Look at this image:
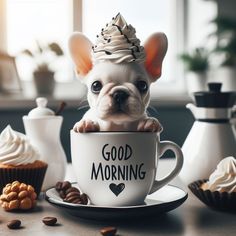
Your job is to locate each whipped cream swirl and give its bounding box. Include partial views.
[92,13,146,64]
[0,125,38,166]
[206,156,236,193]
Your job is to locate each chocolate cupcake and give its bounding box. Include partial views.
[189,157,236,211]
[0,125,47,196]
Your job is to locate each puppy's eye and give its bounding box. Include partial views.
[91,81,103,94]
[136,80,148,93]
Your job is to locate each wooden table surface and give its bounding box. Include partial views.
[0,160,235,236]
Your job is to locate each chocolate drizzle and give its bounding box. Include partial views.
[123,34,131,44]
[112,24,123,35]
[131,49,136,59]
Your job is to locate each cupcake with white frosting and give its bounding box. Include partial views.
[201,157,236,193]
[189,156,236,211]
[0,125,47,195]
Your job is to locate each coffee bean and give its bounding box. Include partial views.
[42,216,57,226]
[7,219,21,229]
[61,181,71,191]
[59,190,66,199]
[65,187,80,195]
[72,199,83,204]
[65,191,80,198]
[100,226,117,236]
[80,193,88,205]
[55,182,63,191]
[64,195,80,203]
[55,181,89,205]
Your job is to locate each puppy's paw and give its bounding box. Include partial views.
[137,118,163,133]
[73,120,100,133]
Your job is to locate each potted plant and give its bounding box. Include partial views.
[210,17,236,91]
[179,48,209,95]
[23,42,64,95]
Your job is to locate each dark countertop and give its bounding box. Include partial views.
[0,160,235,236]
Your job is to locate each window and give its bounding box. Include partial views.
[6,0,74,82]
[82,0,184,92]
[3,0,217,93]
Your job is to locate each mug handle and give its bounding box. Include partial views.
[149,139,183,194]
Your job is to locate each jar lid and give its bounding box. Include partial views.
[28,97,55,117]
[194,83,236,108]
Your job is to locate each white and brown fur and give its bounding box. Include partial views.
[69,32,168,133]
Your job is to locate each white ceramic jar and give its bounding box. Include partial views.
[23,97,67,190]
[179,83,236,185]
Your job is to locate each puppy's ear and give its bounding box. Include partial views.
[144,33,168,82]
[68,32,93,76]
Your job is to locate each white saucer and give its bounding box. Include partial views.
[45,183,188,220]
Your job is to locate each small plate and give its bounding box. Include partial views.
[45,183,188,220]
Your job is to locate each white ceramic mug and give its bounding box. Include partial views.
[71,131,183,206]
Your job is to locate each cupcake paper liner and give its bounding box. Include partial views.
[188,179,236,212]
[0,165,47,196]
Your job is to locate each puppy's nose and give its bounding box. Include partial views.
[112,90,129,104]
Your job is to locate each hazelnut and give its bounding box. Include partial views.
[9,200,20,210]
[18,191,28,199]
[0,181,37,211]
[20,197,32,210]
[7,192,18,201]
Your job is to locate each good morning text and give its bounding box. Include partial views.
[91,144,146,181]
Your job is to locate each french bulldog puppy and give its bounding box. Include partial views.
[69,14,167,133]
